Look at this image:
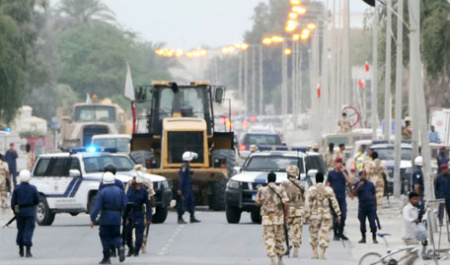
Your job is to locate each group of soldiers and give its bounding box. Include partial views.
[254,165,341,265]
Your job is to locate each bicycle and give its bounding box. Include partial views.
[358,233,441,265]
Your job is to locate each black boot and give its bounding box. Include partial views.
[178,216,187,224]
[372,233,378,244]
[358,234,366,244]
[110,247,116,257]
[25,246,32,258]
[19,245,24,257]
[118,245,125,262]
[99,251,111,264]
[190,215,201,223]
[126,247,134,257]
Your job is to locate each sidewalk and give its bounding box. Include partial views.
[345,196,450,263]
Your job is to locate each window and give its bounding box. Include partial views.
[83,156,134,173]
[74,106,116,122]
[244,156,302,172]
[305,156,327,175]
[47,158,69,176]
[34,158,51,176]
[243,134,282,146]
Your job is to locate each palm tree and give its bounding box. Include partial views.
[56,0,115,27]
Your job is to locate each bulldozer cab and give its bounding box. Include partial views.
[147,82,219,136]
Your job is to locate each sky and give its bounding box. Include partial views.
[55,0,371,50]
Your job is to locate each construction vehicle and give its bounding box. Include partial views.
[131,81,236,211]
[59,97,127,151]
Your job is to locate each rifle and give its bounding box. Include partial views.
[267,185,291,257]
[2,216,16,228]
[122,203,134,246]
[375,213,382,230]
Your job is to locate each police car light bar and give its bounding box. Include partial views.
[70,146,117,154]
[256,146,309,152]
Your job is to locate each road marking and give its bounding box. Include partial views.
[158,225,184,256]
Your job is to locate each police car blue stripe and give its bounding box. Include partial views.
[46,177,79,198]
[45,177,99,198]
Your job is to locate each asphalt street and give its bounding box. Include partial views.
[0,208,355,265]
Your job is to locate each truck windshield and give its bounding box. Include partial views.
[74,106,116,122]
[373,147,412,161]
[92,138,130,153]
[159,86,208,119]
[244,156,302,172]
[83,156,134,173]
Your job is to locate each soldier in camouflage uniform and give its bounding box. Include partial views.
[364,152,386,208]
[324,143,336,170]
[281,165,305,258]
[125,165,156,254]
[338,113,352,133]
[0,155,11,208]
[305,172,341,260]
[255,172,289,265]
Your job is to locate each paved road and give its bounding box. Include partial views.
[0,209,355,265]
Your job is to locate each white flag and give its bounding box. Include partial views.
[86,93,92,103]
[124,62,135,101]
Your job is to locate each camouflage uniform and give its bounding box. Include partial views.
[324,152,336,171]
[281,177,305,249]
[125,166,155,254]
[338,117,352,133]
[255,182,289,259]
[304,183,341,259]
[365,159,386,208]
[0,161,9,208]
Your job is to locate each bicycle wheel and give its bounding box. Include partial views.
[358,252,383,265]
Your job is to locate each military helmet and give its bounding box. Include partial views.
[19,170,31,183]
[286,165,300,177]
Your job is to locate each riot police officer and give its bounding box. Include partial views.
[125,175,152,257]
[11,170,40,257]
[90,172,127,264]
[177,151,201,224]
[99,164,125,191]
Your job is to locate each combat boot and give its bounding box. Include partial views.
[277,255,284,265]
[178,216,187,224]
[110,247,116,258]
[340,233,349,241]
[293,247,299,258]
[319,247,327,260]
[118,245,125,262]
[19,245,24,257]
[311,247,319,259]
[269,256,276,265]
[190,215,201,223]
[126,247,134,257]
[372,233,378,244]
[25,246,32,258]
[358,233,366,244]
[99,251,111,264]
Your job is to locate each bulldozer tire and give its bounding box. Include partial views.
[211,149,236,177]
[209,179,227,211]
[130,150,155,168]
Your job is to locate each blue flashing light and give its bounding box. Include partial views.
[291,147,308,152]
[5,127,11,132]
[103,147,117,153]
[258,146,272,151]
[275,146,289,151]
[87,146,98,153]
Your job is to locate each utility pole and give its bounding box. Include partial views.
[384,0,393,140]
[408,0,433,200]
[244,49,248,114]
[393,0,404,198]
[251,47,256,114]
[259,46,263,115]
[282,41,288,116]
[372,7,379,140]
[238,52,243,110]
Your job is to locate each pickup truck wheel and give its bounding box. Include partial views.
[88,195,99,225]
[36,195,55,226]
[69,213,79,216]
[208,179,227,211]
[226,205,241,224]
[152,206,168,224]
[250,209,262,224]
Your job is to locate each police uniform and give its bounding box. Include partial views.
[365,159,387,208]
[255,182,289,265]
[353,179,377,243]
[0,160,10,208]
[11,170,40,257]
[436,152,448,174]
[90,173,127,264]
[280,166,305,257]
[178,161,195,221]
[326,170,348,239]
[411,167,424,220]
[304,182,341,259]
[125,183,152,256]
[434,167,450,225]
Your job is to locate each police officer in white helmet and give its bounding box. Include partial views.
[177,151,201,224]
[11,170,40,257]
[411,156,425,220]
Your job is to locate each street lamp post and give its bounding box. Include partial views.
[384,0,393,141]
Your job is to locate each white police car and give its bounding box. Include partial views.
[30,148,172,226]
[225,147,327,224]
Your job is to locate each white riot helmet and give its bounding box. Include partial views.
[414,156,423,167]
[182,151,198,162]
[19,170,31,183]
[103,172,115,185]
